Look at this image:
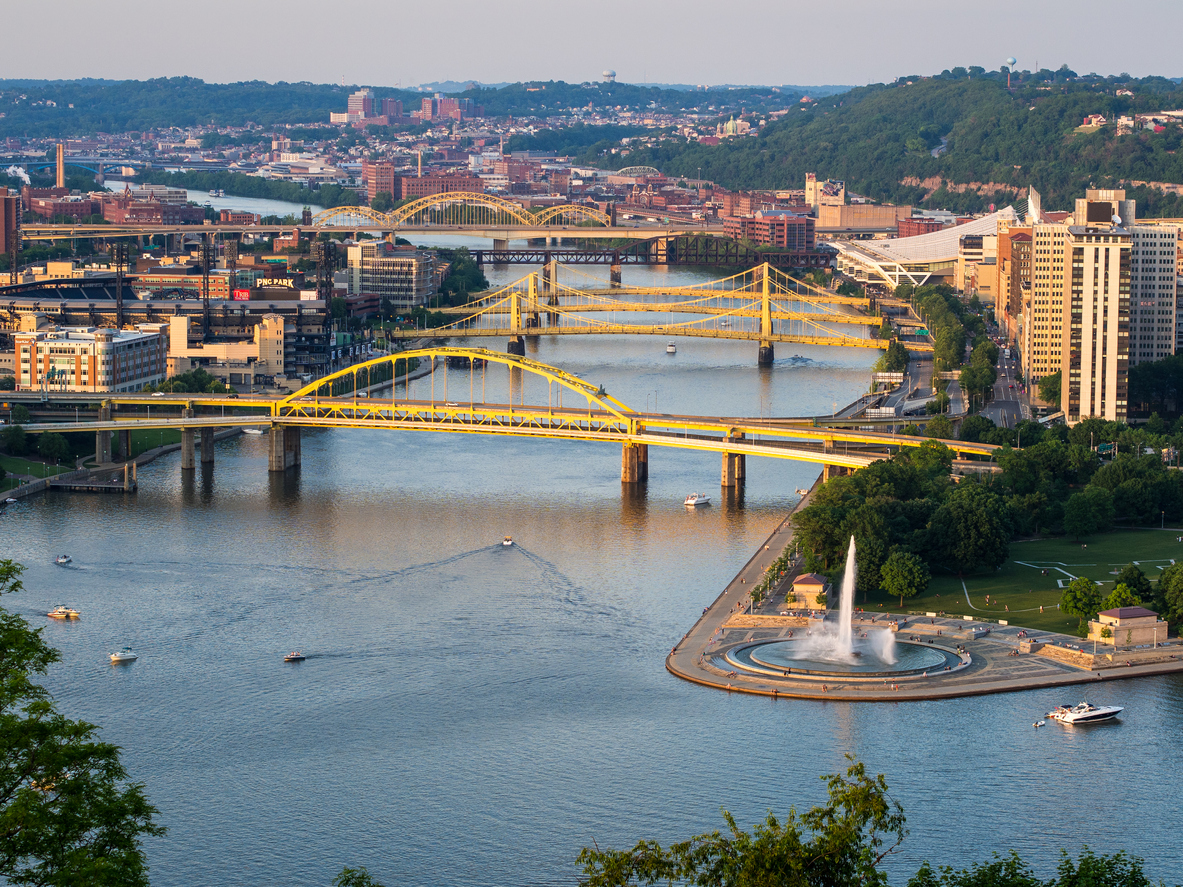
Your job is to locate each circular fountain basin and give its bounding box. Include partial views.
[726,637,961,679]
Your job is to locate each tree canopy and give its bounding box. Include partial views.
[0,559,165,886]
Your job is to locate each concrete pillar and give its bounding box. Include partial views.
[94,409,112,468]
[721,452,747,487]
[757,343,775,366]
[268,425,302,472]
[610,261,622,287]
[506,337,525,356]
[621,442,648,483]
[180,409,195,471]
[493,238,509,252]
[200,426,215,464]
[123,463,131,492]
[95,404,112,464]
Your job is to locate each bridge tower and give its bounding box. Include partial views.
[506,276,526,355]
[543,256,560,326]
[757,262,775,366]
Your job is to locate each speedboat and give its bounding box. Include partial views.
[243,428,266,435]
[666,343,677,354]
[1047,702,1123,724]
[55,555,72,565]
[684,493,711,507]
[502,536,514,546]
[795,488,810,496]
[284,651,306,662]
[48,606,80,619]
[4,497,15,504]
[110,648,138,663]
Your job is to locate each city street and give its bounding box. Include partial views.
[980,352,1029,429]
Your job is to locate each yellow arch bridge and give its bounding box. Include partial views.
[394,263,933,363]
[21,347,992,483]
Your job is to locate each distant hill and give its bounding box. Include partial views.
[605,67,1183,215]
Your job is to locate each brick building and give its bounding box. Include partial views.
[102,195,204,225]
[723,211,815,250]
[15,324,167,394]
[897,217,948,238]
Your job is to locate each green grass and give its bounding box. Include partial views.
[0,454,71,480]
[128,429,182,459]
[862,529,1183,635]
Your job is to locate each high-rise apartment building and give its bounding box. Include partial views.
[996,223,1031,341]
[346,242,436,310]
[1021,222,1068,387]
[348,88,374,117]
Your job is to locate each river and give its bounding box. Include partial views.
[7,190,1183,886]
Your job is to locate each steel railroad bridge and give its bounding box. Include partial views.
[16,347,994,484]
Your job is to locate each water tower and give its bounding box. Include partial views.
[1006,57,1017,89]
[602,69,616,83]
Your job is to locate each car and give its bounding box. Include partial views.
[151,391,165,397]
[1009,384,1015,389]
[227,392,239,399]
[445,401,459,407]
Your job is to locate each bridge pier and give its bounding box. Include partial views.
[757,342,775,366]
[721,432,746,487]
[95,404,112,464]
[268,425,301,472]
[621,442,649,483]
[822,464,849,482]
[180,409,196,470]
[200,426,215,464]
[118,428,131,461]
[610,260,622,287]
[506,336,525,356]
[493,238,509,252]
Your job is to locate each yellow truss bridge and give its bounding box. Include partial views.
[22,347,993,481]
[395,263,932,361]
[310,193,612,229]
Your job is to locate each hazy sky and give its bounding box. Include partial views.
[4,0,1181,88]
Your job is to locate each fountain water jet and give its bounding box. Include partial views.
[837,535,856,655]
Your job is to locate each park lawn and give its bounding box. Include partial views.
[128,429,182,459]
[863,529,1183,635]
[0,454,71,480]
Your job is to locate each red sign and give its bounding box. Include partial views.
[232,289,251,301]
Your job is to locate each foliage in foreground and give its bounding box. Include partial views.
[0,559,165,887]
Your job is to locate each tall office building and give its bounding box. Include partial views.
[348,88,374,118]
[1020,222,1068,387]
[1128,224,1179,365]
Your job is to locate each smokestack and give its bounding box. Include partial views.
[55,144,65,189]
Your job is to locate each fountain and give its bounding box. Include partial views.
[723,536,960,679]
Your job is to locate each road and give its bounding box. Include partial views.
[980,353,1029,429]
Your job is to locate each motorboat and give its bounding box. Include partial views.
[48,606,80,619]
[110,648,138,663]
[795,488,810,496]
[284,651,306,662]
[684,493,711,507]
[502,536,514,547]
[1047,702,1123,724]
[55,555,72,565]
[666,343,677,354]
[243,428,266,435]
[4,497,16,504]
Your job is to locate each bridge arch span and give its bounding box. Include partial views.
[533,204,610,226]
[275,346,635,422]
[615,166,661,177]
[310,205,392,228]
[386,192,535,227]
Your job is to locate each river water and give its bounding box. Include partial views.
[6,194,1183,886]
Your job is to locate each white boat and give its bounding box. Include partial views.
[284,651,306,662]
[48,606,80,619]
[1047,702,1123,724]
[795,488,810,496]
[55,555,72,565]
[684,493,711,507]
[4,497,16,504]
[502,536,514,547]
[243,428,266,435]
[110,648,138,663]
[666,343,677,354]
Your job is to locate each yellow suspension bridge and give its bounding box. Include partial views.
[20,347,991,482]
[396,263,932,363]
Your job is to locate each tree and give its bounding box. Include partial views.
[577,757,906,887]
[1113,563,1152,601]
[1101,583,1142,611]
[907,849,1157,887]
[929,483,1011,574]
[37,432,70,465]
[370,191,394,213]
[924,415,954,440]
[1060,576,1103,628]
[335,868,386,887]
[1154,562,1183,626]
[1062,487,1115,540]
[0,559,165,886]
[331,296,348,322]
[0,375,15,391]
[881,551,931,608]
[1037,371,1062,408]
[2,424,28,456]
[12,404,30,424]
[958,414,995,443]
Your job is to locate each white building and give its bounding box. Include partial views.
[15,324,167,393]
